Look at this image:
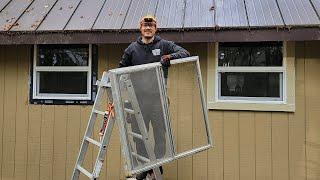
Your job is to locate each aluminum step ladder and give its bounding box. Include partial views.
[71,72,115,180]
[71,72,162,180]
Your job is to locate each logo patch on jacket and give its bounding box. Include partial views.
[152,49,161,56]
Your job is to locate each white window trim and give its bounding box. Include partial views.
[207,42,295,112]
[32,44,92,100]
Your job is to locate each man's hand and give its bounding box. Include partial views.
[160,54,171,67]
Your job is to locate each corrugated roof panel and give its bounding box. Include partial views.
[0,0,33,31]
[184,0,214,28]
[93,0,131,30]
[277,0,319,25]
[0,0,11,12]
[37,0,81,31]
[122,0,158,30]
[216,0,248,27]
[11,0,57,31]
[64,0,105,30]
[245,0,283,27]
[155,0,184,29]
[310,0,320,16]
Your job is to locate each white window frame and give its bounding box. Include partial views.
[32,44,92,100]
[207,42,295,112]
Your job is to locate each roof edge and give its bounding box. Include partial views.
[0,27,319,44]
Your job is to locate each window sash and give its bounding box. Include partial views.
[215,42,285,103]
[32,44,92,100]
[217,72,284,102]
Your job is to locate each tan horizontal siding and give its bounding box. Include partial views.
[0,41,319,180]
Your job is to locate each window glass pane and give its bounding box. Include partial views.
[38,45,89,66]
[220,72,281,98]
[218,42,282,66]
[39,72,87,94]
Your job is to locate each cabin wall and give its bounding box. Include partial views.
[0,41,319,180]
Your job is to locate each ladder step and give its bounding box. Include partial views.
[124,108,135,114]
[85,137,101,147]
[93,110,108,116]
[77,165,93,179]
[128,131,143,140]
[131,152,150,163]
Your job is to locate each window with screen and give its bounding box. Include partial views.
[207,41,295,112]
[217,42,283,101]
[31,44,97,104]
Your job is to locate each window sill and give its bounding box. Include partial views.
[208,101,295,112]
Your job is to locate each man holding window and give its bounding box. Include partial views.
[119,15,190,180]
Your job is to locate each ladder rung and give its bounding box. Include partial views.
[131,152,150,163]
[128,131,143,140]
[85,137,101,147]
[124,108,135,114]
[77,165,93,178]
[93,110,108,116]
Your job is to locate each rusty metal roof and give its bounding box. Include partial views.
[155,0,184,29]
[122,0,158,30]
[37,0,80,31]
[10,0,57,31]
[0,0,11,12]
[245,0,284,27]
[92,0,131,30]
[277,0,319,26]
[184,0,215,28]
[215,0,248,27]
[0,0,319,32]
[0,0,319,44]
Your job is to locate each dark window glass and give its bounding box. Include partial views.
[39,72,87,94]
[38,45,89,66]
[220,72,281,98]
[218,42,282,66]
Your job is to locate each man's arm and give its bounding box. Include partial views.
[119,46,132,67]
[167,41,190,59]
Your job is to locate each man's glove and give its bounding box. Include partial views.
[160,54,171,67]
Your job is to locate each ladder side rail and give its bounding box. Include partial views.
[109,73,134,174]
[71,72,109,180]
[92,105,116,178]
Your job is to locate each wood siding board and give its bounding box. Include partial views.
[177,62,193,180]
[255,112,272,180]
[14,46,29,180]
[239,112,255,180]
[2,45,17,180]
[66,106,81,179]
[305,41,320,180]
[272,112,289,180]
[288,42,306,180]
[223,111,240,180]
[189,44,208,180]
[53,105,67,180]
[27,105,42,180]
[206,43,224,179]
[0,46,5,179]
[40,106,54,180]
[164,57,179,180]
[79,106,92,180]
[208,110,223,180]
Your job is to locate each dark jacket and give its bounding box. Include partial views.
[118,35,190,99]
[119,35,190,67]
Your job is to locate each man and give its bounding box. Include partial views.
[119,15,190,180]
